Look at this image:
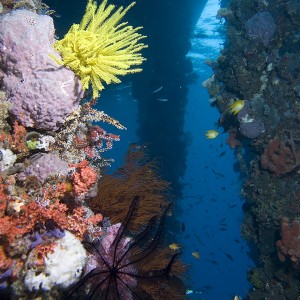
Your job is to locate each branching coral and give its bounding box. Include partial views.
[66,196,186,300]
[88,144,170,231]
[0,185,103,243]
[70,160,98,195]
[51,0,147,98]
[0,121,29,158]
[52,100,126,163]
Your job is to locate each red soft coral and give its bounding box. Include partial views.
[276,218,300,268]
[0,197,102,242]
[71,160,98,195]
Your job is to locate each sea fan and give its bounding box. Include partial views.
[66,196,185,299]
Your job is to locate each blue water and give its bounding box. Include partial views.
[97,40,252,300]
[179,77,252,299]
[97,65,253,300]
[50,0,254,298]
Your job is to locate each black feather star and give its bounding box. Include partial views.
[65,196,185,300]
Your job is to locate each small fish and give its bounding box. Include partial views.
[169,243,181,251]
[205,130,219,139]
[186,290,193,295]
[181,223,185,232]
[152,86,163,93]
[186,289,202,295]
[219,218,226,224]
[212,169,225,178]
[194,234,204,246]
[225,253,234,261]
[229,99,245,115]
[157,98,168,102]
[219,151,226,157]
[192,251,200,259]
[166,206,173,217]
[219,228,227,231]
[229,204,237,208]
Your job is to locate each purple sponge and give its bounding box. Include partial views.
[20,153,69,183]
[246,11,276,47]
[0,10,83,130]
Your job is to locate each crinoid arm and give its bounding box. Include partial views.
[65,196,185,300]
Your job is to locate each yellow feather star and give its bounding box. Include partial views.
[51,0,147,98]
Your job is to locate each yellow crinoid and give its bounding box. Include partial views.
[51,0,147,98]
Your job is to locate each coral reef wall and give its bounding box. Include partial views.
[0,1,187,299]
[205,0,300,298]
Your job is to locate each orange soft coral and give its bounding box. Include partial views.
[0,121,28,157]
[26,200,103,239]
[41,182,68,201]
[31,243,57,267]
[11,121,27,153]
[0,196,103,242]
[71,160,98,195]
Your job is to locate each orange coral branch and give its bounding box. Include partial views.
[0,198,102,243]
[71,160,98,195]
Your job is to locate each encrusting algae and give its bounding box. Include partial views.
[51,0,148,98]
